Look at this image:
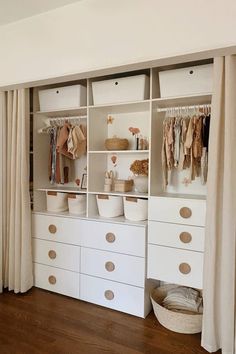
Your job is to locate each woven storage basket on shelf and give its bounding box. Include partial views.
[114,179,133,192]
[150,285,203,334]
[105,138,129,150]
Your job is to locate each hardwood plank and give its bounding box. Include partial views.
[0,288,219,354]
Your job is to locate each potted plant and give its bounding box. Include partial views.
[130,159,149,193]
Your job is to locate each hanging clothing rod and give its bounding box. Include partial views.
[157,104,211,113]
[48,115,87,121]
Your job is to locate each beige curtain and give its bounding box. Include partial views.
[0,89,33,293]
[202,56,236,353]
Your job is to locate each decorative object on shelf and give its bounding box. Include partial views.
[81,174,87,189]
[96,194,124,218]
[104,170,114,192]
[75,178,80,186]
[114,179,133,192]
[111,155,117,167]
[107,115,114,125]
[105,137,129,150]
[123,197,148,221]
[130,159,149,193]
[129,126,140,150]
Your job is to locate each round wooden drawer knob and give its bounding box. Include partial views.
[179,207,192,219]
[48,224,57,234]
[48,250,57,259]
[179,263,191,275]
[104,290,114,300]
[179,232,192,244]
[48,275,57,285]
[106,232,116,243]
[105,261,115,272]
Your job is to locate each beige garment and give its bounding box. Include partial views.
[0,89,33,293]
[69,125,87,159]
[201,56,236,354]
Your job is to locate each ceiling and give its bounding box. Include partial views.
[0,0,81,26]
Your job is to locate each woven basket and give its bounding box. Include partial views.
[114,179,133,192]
[105,138,129,150]
[150,285,203,334]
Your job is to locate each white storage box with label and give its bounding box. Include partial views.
[96,195,123,218]
[124,197,148,221]
[68,194,86,215]
[39,84,87,111]
[46,191,68,212]
[159,64,213,98]
[92,74,149,105]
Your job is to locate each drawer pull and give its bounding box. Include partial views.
[106,232,116,243]
[179,232,192,244]
[48,250,57,259]
[48,275,57,285]
[48,224,57,234]
[104,290,114,300]
[105,261,115,272]
[179,207,192,219]
[179,263,191,275]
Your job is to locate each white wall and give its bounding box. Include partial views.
[0,0,236,87]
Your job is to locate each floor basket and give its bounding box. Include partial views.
[150,285,203,334]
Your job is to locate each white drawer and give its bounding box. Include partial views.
[80,274,146,317]
[32,214,86,245]
[80,221,146,257]
[148,245,203,289]
[39,84,87,111]
[92,74,149,105]
[159,64,213,98]
[34,263,79,298]
[149,197,206,226]
[148,221,205,252]
[33,238,80,272]
[81,248,145,287]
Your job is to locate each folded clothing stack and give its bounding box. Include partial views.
[162,286,203,314]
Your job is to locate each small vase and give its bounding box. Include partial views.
[134,175,148,193]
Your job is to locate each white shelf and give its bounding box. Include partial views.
[37,187,87,194]
[34,106,87,117]
[89,190,149,199]
[89,100,150,113]
[152,93,212,109]
[89,150,149,154]
[32,210,147,227]
[32,210,87,219]
[87,214,147,227]
[152,192,206,200]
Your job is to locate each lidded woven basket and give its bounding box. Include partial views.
[105,138,129,150]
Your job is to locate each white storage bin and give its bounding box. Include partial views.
[124,197,148,221]
[96,195,123,218]
[39,84,87,111]
[46,191,68,212]
[68,194,86,215]
[159,64,213,98]
[92,74,149,105]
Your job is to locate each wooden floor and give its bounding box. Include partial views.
[0,287,218,354]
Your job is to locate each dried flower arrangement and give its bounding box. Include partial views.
[130,159,149,176]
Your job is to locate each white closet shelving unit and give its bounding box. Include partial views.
[31,61,212,318]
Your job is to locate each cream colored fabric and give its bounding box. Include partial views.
[202,56,236,354]
[0,89,33,293]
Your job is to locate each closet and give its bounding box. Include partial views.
[31,59,212,318]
